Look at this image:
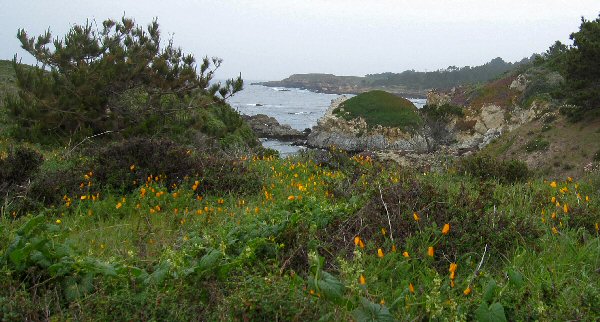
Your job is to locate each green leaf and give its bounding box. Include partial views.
[507,269,524,288]
[316,271,344,302]
[17,215,45,236]
[475,302,507,322]
[352,297,395,322]
[482,279,497,303]
[195,249,221,275]
[145,261,171,285]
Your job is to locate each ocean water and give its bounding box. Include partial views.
[227,84,427,156]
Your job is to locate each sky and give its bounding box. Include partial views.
[1,1,598,80]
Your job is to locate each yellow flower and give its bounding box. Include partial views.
[381,227,387,236]
[427,246,434,257]
[595,223,599,232]
[463,286,472,295]
[354,236,361,246]
[567,177,573,182]
[130,164,135,171]
[413,212,420,222]
[451,280,455,288]
[80,195,87,200]
[586,195,590,202]
[551,196,556,203]
[403,251,410,258]
[409,283,415,293]
[391,245,396,252]
[288,195,295,201]
[359,274,366,285]
[550,181,557,188]
[116,202,122,209]
[563,204,569,213]
[552,227,558,234]
[55,219,62,224]
[377,248,384,258]
[442,223,450,235]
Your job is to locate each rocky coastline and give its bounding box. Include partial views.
[242,114,310,141]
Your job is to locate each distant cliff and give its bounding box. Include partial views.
[254,73,428,98]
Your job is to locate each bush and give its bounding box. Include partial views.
[455,154,530,184]
[0,146,44,214]
[525,137,550,152]
[92,137,261,196]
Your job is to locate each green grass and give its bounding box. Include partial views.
[1,148,599,320]
[334,90,422,129]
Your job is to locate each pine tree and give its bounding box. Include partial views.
[564,14,600,110]
[4,17,243,143]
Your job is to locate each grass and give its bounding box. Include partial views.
[334,90,422,129]
[1,146,599,320]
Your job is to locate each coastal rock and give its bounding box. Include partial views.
[242,114,307,140]
[306,96,428,152]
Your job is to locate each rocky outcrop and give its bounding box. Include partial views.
[306,96,428,152]
[242,114,308,140]
[426,74,549,151]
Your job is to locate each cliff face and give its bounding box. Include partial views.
[306,96,428,152]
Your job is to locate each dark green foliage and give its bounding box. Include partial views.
[366,57,530,90]
[455,155,531,184]
[92,137,261,195]
[0,146,44,214]
[334,90,422,129]
[593,149,600,162]
[4,17,243,144]
[525,137,550,152]
[564,14,600,110]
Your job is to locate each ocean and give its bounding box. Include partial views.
[227,84,427,156]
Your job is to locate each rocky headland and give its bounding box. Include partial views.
[242,114,309,141]
[254,73,428,98]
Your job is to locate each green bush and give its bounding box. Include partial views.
[455,154,531,184]
[525,137,550,152]
[0,146,44,215]
[92,137,261,196]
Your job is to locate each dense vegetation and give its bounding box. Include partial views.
[365,57,531,90]
[334,90,422,129]
[2,17,248,147]
[1,14,600,322]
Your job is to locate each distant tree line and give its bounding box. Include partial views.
[364,56,532,90]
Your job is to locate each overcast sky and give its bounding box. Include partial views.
[1,1,598,80]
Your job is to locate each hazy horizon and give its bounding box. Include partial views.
[1,1,598,80]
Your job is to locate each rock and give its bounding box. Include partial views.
[255,103,263,106]
[242,114,307,140]
[509,74,528,91]
[306,96,428,152]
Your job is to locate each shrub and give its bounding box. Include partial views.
[525,137,550,152]
[0,146,44,214]
[92,137,261,195]
[455,154,530,184]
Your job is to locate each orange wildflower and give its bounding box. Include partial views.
[403,251,410,258]
[551,196,556,203]
[442,223,450,235]
[451,280,455,288]
[391,245,397,252]
[550,181,557,188]
[463,286,472,295]
[377,248,384,258]
[563,204,569,213]
[427,246,434,257]
[288,195,295,201]
[449,263,457,274]
[354,236,361,246]
[359,274,366,285]
[413,212,420,222]
[409,283,415,293]
[116,202,122,209]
